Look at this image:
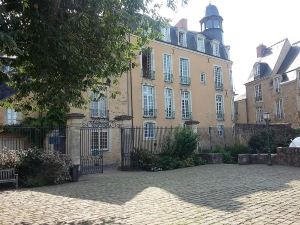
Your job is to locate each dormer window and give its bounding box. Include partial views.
[254,63,260,79]
[178,30,187,47]
[161,26,171,42]
[197,35,205,52]
[212,41,220,57]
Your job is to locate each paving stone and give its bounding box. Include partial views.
[0,165,300,224]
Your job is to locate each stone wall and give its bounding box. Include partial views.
[238,147,300,167]
[234,123,295,147]
[277,147,300,167]
[198,153,223,164]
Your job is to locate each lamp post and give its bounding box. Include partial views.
[263,112,272,166]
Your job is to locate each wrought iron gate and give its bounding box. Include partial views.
[80,127,104,174]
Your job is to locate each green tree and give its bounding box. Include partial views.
[0,0,187,114]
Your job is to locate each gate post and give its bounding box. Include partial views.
[66,113,85,168]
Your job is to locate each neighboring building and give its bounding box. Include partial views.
[235,38,300,127]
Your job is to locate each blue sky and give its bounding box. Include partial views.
[160,0,300,95]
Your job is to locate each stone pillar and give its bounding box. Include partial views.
[66,113,85,167]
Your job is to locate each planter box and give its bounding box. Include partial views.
[198,153,223,164]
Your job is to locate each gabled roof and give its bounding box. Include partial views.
[246,39,290,83]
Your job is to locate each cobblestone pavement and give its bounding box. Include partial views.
[1,165,300,225]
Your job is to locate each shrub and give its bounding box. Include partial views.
[162,127,198,159]
[17,148,71,187]
[213,144,249,164]
[155,155,181,170]
[0,150,20,169]
[131,149,157,170]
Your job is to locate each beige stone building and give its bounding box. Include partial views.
[235,38,300,127]
[1,4,235,167]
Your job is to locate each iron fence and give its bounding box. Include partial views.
[120,126,236,169]
[0,126,68,154]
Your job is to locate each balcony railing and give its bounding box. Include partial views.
[90,109,109,119]
[216,112,224,121]
[182,111,192,120]
[164,73,173,83]
[215,83,223,91]
[165,110,175,119]
[180,76,191,85]
[142,69,155,80]
[143,108,157,118]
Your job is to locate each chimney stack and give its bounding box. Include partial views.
[256,44,267,58]
[175,18,188,30]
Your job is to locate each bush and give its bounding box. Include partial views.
[0,150,20,169]
[213,144,249,164]
[131,149,157,170]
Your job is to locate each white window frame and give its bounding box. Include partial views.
[197,35,205,52]
[163,54,173,82]
[215,95,224,120]
[217,125,224,138]
[214,65,223,90]
[90,91,108,118]
[274,77,280,93]
[161,26,171,42]
[90,129,109,153]
[180,58,190,84]
[181,90,191,120]
[164,88,174,119]
[211,41,220,57]
[178,30,187,47]
[256,106,264,123]
[5,108,18,125]
[144,122,156,140]
[142,85,156,117]
[254,84,262,102]
[276,99,284,119]
[141,48,155,79]
[254,63,261,79]
[200,72,206,84]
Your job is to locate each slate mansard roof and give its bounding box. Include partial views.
[162,26,229,60]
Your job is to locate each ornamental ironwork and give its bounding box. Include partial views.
[81,119,121,128]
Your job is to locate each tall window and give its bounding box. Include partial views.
[163,54,173,82]
[274,77,280,93]
[276,99,284,119]
[5,108,18,125]
[143,85,156,117]
[212,41,220,57]
[165,88,174,119]
[91,92,108,118]
[181,90,191,119]
[256,107,263,123]
[161,26,171,42]
[200,72,206,84]
[216,95,224,121]
[254,64,260,79]
[254,84,262,102]
[180,58,190,85]
[144,122,156,139]
[217,125,224,137]
[142,48,155,79]
[91,130,109,154]
[178,31,187,47]
[214,66,223,90]
[197,36,205,52]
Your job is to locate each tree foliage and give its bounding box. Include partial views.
[0,0,185,114]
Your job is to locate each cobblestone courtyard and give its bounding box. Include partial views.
[1,164,300,225]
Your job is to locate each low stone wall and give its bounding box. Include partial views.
[238,147,300,167]
[277,147,300,167]
[238,154,277,165]
[198,153,223,164]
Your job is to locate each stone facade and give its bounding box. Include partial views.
[235,39,300,128]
